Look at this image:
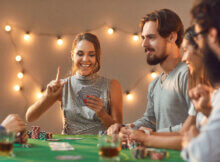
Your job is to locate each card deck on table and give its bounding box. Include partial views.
[49,142,74,151]
[64,138,83,140]
[47,139,60,141]
[56,155,82,160]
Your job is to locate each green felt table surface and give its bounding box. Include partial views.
[0,134,185,162]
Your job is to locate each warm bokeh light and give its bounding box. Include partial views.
[15,55,22,62]
[14,85,21,91]
[126,91,133,101]
[5,25,11,32]
[24,32,30,41]
[107,28,114,35]
[151,71,158,79]
[37,92,43,99]
[133,34,139,42]
[17,72,24,79]
[57,38,63,46]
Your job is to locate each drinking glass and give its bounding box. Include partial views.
[98,134,121,161]
[0,130,15,156]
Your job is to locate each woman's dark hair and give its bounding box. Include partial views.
[184,26,198,50]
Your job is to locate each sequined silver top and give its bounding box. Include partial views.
[61,73,111,135]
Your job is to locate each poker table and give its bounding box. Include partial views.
[0,134,184,162]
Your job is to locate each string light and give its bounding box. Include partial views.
[14,85,21,91]
[37,92,43,99]
[17,72,24,79]
[126,91,133,101]
[6,23,153,104]
[151,70,158,79]
[37,88,44,99]
[15,55,22,62]
[24,32,30,41]
[5,25,11,32]
[107,28,114,35]
[57,36,63,46]
[133,33,139,42]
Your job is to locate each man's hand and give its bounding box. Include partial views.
[129,129,149,146]
[107,123,122,136]
[182,125,199,148]
[1,114,26,133]
[189,84,213,117]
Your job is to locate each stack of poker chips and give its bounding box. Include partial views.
[148,149,169,160]
[130,144,169,160]
[27,130,32,138]
[14,131,27,144]
[28,126,53,140]
[31,126,40,139]
[47,132,53,139]
[39,131,47,140]
[130,142,148,159]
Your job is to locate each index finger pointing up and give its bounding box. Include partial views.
[56,66,61,82]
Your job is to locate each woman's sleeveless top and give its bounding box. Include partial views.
[61,73,111,135]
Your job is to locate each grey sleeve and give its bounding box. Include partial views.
[132,82,156,131]
[181,98,220,162]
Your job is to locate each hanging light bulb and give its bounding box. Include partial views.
[37,92,43,99]
[126,91,133,101]
[133,33,139,42]
[14,85,21,91]
[107,28,114,35]
[151,70,158,79]
[37,88,44,99]
[57,36,63,46]
[15,55,22,62]
[5,25,11,32]
[17,72,24,79]
[24,32,30,41]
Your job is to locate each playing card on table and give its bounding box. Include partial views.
[64,137,83,140]
[56,155,82,160]
[49,142,74,151]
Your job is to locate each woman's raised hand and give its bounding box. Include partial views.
[46,67,66,99]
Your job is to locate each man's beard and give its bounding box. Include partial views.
[146,53,168,65]
[202,40,220,85]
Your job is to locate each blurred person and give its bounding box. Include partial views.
[181,0,220,161]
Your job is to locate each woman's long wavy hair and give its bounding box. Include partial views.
[71,32,101,75]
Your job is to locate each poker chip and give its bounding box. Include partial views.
[131,146,148,159]
[31,126,40,139]
[47,132,53,139]
[39,131,47,140]
[29,126,53,140]
[14,131,27,144]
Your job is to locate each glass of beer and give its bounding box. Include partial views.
[0,130,15,156]
[98,134,121,161]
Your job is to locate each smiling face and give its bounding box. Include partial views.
[181,38,202,74]
[72,40,97,76]
[141,21,168,65]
